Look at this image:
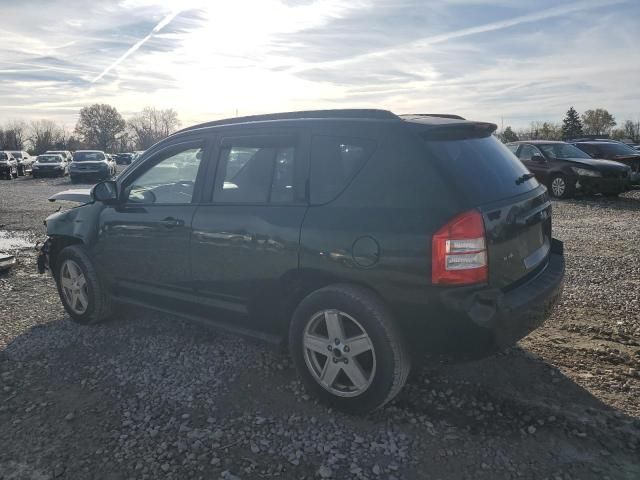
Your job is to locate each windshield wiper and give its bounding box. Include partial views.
[515,173,536,185]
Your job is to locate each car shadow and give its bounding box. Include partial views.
[2,312,639,478]
[561,189,640,211]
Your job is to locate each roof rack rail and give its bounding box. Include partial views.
[176,109,400,134]
[399,113,466,120]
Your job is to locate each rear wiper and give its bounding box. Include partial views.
[516,173,536,185]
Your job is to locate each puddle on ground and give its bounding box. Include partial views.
[0,230,36,251]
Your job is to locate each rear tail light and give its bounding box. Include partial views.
[432,210,488,285]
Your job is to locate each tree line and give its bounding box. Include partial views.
[0,104,181,154]
[500,107,640,144]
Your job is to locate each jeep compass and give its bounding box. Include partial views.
[40,109,565,413]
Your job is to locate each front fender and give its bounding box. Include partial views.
[45,202,105,245]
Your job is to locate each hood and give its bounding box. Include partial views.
[48,188,92,203]
[564,157,629,170]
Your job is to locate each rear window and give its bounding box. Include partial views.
[73,151,105,162]
[593,142,639,156]
[310,136,376,204]
[426,135,538,204]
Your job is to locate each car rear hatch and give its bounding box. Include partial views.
[412,119,552,289]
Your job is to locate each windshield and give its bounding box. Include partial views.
[538,143,592,159]
[73,151,105,161]
[37,155,63,163]
[426,135,538,204]
[597,142,640,156]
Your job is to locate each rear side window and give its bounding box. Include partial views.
[213,142,297,204]
[310,136,376,204]
[426,135,538,204]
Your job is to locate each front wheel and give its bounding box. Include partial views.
[548,174,573,199]
[55,245,113,324]
[289,285,411,414]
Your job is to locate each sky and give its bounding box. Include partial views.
[0,0,639,131]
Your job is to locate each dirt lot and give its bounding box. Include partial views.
[1,171,639,480]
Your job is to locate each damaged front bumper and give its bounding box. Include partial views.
[37,238,52,274]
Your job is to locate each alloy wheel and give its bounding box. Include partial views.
[551,177,566,197]
[303,310,376,397]
[60,259,89,315]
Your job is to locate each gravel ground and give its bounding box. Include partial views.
[1,171,639,480]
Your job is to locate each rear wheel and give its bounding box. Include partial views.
[549,174,573,199]
[289,284,411,414]
[55,245,112,325]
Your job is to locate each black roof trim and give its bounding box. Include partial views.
[176,109,400,134]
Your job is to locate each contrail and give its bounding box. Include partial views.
[91,10,181,83]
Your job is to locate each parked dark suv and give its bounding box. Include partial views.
[507,141,630,198]
[570,140,640,185]
[40,110,565,413]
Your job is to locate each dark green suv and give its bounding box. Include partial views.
[40,110,565,413]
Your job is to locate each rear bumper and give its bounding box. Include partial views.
[490,242,564,346]
[70,171,109,180]
[397,239,565,353]
[577,176,628,193]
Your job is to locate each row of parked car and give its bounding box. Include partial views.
[507,139,640,199]
[0,150,145,182]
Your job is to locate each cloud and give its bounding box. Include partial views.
[91,9,183,83]
[0,0,638,129]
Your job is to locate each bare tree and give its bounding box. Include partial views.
[2,121,28,150]
[28,120,63,154]
[127,107,181,150]
[581,109,616,136]
[75,104,126,151]
[623,120,640,143]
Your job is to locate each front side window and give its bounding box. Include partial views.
[213,143,296,204]
[127,146,202,204]
[518,144,542,161]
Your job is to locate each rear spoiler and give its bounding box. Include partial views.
[414,122,498,141]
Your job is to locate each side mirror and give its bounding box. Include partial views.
[531,154,545,162]
[92,180,119,203]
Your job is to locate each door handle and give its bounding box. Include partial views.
[159,217,185,228]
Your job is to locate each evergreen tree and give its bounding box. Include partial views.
[500,126,518,143]
[561,106,583,140]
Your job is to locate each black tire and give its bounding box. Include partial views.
[548,174,573,199]
[55,245,113,325]
[11,167,18,179]
[289,284,411,414]
[32,173,38,179]
[17,166,25,176]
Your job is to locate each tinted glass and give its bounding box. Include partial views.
[506,144,518,153]
[0,152,7,160]
[128,147,202,204]
[310,136,375,204]
[538,143,591,159]
[73,151,105,161]
[11,152,23,159]
[426,135,538,204]
[214,144,296,203]
[38,155,63,163]
[518,144,542,161]
[595,142,640,156]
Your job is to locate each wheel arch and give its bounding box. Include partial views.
[278,268,386,343]
[48,235,84,276]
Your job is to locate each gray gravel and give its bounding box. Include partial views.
[1,173,639,479]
